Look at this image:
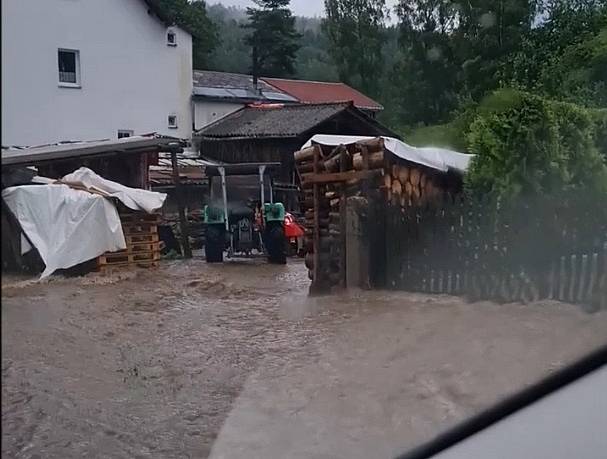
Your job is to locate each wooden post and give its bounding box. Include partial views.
[312,145,320,290]
[339,145,347,288]
[361,144,371,288]
[171,151,192,258]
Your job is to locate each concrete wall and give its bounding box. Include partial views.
[1,0,193,146]
[193,100,243,131]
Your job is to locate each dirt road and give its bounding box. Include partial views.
[2,259,606,458]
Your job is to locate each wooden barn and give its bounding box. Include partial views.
[194,102,397,209]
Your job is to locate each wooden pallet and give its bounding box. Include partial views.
[119,213,161,223]
[123,223,158,234]
[125,233,159,244]
[106,241,161,254]
[98,250,160,265]
[97,211,162,273]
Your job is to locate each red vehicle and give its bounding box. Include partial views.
[284,212,305,257]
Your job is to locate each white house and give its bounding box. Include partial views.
[1,0,193,147]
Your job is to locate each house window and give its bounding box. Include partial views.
[58,49,80,87]
[118,130,134,139]
[168,115,178,129]
[167,30,177,46]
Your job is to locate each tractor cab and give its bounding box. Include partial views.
[203,162,288,264]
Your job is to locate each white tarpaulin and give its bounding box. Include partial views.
[302,134,474,174]
[2,184,126,278]
[2,167,168,278]
[60,167,167,213]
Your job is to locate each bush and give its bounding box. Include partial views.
[464,89,607,200]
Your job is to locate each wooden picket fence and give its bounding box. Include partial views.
[383,191,607,308]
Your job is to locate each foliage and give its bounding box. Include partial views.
[323,0,389,96]
[157,0,218,68]
[592,109,607,158]
[508,0,607,104]
[465,90,607,199]
[206,4,250,73]
[392,0,460,125]
[295,17,340,81]
[207,6,339,79]
[402,123,467,151]
[242,0,302,77]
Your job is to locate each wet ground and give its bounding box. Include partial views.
[2,258,607,458]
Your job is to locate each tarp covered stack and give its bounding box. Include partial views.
[294,135,474,293]
[2,167,167,278]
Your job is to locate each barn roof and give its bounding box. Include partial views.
[195,102,394,140]
[262,78,384,111]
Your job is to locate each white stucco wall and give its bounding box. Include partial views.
[1,0,193,146]
[193,100,244,130]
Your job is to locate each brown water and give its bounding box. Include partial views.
[2,259,606,458]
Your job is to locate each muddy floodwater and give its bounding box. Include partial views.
[2,258,607,458]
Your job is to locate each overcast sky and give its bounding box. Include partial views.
[208,0,400,18]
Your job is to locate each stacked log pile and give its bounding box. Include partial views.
[294,137,454,293]
[295,139,383,292]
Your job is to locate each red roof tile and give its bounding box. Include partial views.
[261,78,383,111]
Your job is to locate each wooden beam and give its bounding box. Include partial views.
[302,169,382,185]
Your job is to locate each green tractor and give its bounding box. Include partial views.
[203,163,287,264]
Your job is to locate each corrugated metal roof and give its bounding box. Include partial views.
[193,70,276,91]
[262,78,384,111]
[2,135,182,167]
[196,102,354,139]
[192,70,299,103]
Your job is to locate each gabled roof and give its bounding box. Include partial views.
[262,78,384,111]
[195,102,395,140]
[192,70,298,103]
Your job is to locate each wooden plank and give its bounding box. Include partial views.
[568,254,577,302]
[559,256,566,301]
[587,253,599,299]
[578,254,588,303]
[301,169,381,185]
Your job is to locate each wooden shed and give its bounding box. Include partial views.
[194,102,397,210]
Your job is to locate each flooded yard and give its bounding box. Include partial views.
[2,259,606,458]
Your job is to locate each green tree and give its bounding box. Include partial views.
[243,0,301,77]
[393,0,460,125]
[207,3,250,73]
[323,0,389,96]
[454,0,540,100]
[508,0,607,101]
[157,0,218,69]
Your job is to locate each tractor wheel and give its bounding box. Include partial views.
[266,224,286,264]
[205,225,224,263]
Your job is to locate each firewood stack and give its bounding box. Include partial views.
[295,137,452,292]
